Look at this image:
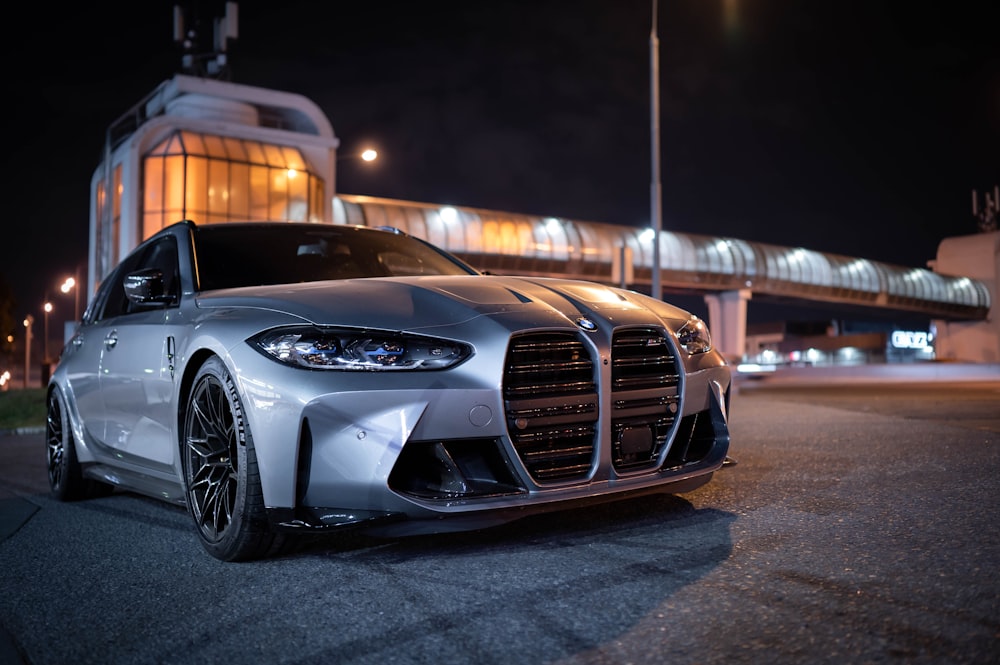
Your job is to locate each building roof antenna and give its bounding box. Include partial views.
[173,2,239,80]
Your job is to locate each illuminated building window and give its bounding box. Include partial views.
[93,164,124,279]
[141,130,325,239]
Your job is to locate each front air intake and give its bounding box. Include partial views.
[503,332,597,482]
[610,328,682,471]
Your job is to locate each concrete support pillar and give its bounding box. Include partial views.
[703,289,751,362]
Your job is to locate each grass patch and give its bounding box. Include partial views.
[0,388,47,430]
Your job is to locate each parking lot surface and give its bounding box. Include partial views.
[1,370,998,664]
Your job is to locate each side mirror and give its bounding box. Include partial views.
[124,268,175,306]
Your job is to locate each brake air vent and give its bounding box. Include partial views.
[503,332,597,483]
[610,327,682,471]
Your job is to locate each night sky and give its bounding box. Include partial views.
[2,0,998,331]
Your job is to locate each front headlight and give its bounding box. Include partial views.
[250,327,473,370]
[676,317,712,355]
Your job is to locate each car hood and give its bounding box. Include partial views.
[195,275,692,332]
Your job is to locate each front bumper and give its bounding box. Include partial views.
[265,366,730,536]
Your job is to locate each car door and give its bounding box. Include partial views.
[95,237,184,466]
[62,303,113,449]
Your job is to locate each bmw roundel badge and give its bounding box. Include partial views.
[575,317,597,332]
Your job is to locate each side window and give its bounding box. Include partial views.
[85,271,118,324]
[93,237,179,320]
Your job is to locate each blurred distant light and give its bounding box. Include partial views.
[838,346,860,360]
[639,228,655,243]
[736,363,775,374]
[440,206,458,224]
[843,259,869,274]
[361,149,378,162]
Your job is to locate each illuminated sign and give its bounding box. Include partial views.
[891,330,930,350]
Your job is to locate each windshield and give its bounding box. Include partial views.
[193,224,478,291]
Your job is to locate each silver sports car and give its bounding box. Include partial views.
[47,220,732,561]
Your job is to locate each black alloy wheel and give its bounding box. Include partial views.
[182,356,286,561]
[46,388,111,501]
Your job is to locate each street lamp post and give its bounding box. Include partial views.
[336,147,380,203]
[650,0,663,301]
[23,315,33,389]
[43,301,52,364]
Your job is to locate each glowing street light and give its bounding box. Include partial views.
[338,147,379,163]
[60,274,81,321]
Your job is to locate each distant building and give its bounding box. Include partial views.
[929,233,1000,363]
[743,319,938,368]
[87,74,998,364]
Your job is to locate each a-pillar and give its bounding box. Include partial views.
[703,289,751,362]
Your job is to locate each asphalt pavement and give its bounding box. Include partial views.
[1,364,998,665]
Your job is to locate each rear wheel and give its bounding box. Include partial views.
[182,356,288,561]
[46,389,112,501]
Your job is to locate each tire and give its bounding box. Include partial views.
[181,356,289,561]
[46,388,113,501]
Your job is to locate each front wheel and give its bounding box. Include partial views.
[181,356,288,561]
